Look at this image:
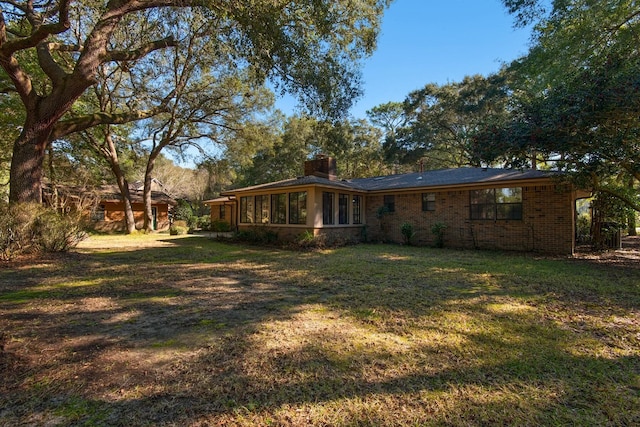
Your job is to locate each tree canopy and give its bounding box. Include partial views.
[473,0,640,212]
[0,0,391,203]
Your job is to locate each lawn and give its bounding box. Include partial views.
[1,234,638,426]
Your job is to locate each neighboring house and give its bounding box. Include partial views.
[44,180,177,232]
[205,156,589,254]
[92,181,176,232]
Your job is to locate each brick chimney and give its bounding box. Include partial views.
[304,155,337,180]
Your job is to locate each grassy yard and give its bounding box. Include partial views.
[1,234,638,426]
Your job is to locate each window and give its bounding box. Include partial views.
[256,195,269,223]
[240,196,254,223]
[93,204,105,221]
[339,194,349,224]
[219,204,226,220]
[323,192,334,225]
[352,195,362,224]
[470,188,522,220]
[383,195,395,213]
[422,193,436,211]
[289,192,307,224]
[271,193,287,224]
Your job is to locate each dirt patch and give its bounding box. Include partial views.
[574,236,640,269]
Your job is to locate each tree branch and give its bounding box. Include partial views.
[47,42,83,52]
[37,41,66,85]
[0,0,71,56]
[105,36,176,62]
[51,106,169,140]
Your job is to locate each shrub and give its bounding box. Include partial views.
[400,222,415,245]
[431,222,447,248]
[234,226,278,244]
[211,220,231,232]
[0,203,87,259]
[197,215,212,231]
[296,230,323,249]
[169,225,189,235]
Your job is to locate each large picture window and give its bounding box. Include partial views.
[323,192,334,225]
[256,195,269,223]
[240,196,254,223]
[352,195,362,224]
[289,192,307,224]
[470,188,522,220]
[338,194,349,224]
[271,193,287,224]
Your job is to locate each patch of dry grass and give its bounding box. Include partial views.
[1,234,639,426]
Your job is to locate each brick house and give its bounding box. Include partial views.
[92,183,176,232]
[205,156,586,254]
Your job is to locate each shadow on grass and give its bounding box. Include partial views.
[1,235,638,425]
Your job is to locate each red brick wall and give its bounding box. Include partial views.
[94,202,170,231]
[364,184,575,254]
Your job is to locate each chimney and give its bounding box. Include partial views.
[304,154,337,180]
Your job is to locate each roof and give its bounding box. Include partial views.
[203,196,234,205]
[222,175,357,195]
[98,184,177,205]
[221,168,559,195]
[349,168,558,191]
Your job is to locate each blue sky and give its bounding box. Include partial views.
[277,0,534,119]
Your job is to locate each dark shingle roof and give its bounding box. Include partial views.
[348,168,558,191]
[223,175,356,195]
[223,168,558,195]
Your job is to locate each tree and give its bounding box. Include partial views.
[366,101,406,170]
[490,0,640,216]
[322,118,386,178]
[0,0,391,204]
[392,74,510,170]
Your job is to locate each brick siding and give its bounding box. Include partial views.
[365,184,574,254]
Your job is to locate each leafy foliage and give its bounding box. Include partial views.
[0,203,86,259]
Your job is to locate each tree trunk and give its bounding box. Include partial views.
[142,150,159,232]
[113,169,136,234]
[9,122,52,204]
[628,178,638,236]
[629,213,638,236]
[103,134,136,234]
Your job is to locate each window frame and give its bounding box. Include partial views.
[422,192,436,212]
[219,204,226,220]
[93,204,105,221]
[338,193,350,224]
[255,194,270,224]
[288,191,307,225]
[352,195,362,225]
[323,192,335,225]
[240,196,254,223]
[470,187,523,220]
[270,193,287,224]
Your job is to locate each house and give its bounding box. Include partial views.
[205,156,587,254]
[92,180,176,232]
[43,180,177,232]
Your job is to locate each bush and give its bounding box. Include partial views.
[400,222,415,245]
[296,230,324,249]
[431,222,447,248]
[234,226,278,244]
[197,215,212,231]
[169,225,189,235]
[211,220,231,232]
[0,203,87,259]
